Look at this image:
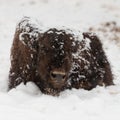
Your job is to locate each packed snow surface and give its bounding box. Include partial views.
[0,0,120,120]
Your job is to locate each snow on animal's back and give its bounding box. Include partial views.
[9,17,113,96]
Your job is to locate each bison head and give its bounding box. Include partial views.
[37,28,78,90]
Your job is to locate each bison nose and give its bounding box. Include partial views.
[50,71,66,81]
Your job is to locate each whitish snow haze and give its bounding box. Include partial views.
[0,0,120,120]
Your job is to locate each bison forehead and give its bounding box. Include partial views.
[51,37,64,51]
[45,29,70,54]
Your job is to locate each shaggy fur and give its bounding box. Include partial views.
[9,18,113,96]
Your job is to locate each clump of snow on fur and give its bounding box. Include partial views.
[17,17,41,50]
[0,0,120,120]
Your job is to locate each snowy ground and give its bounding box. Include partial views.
[0,0,120,120]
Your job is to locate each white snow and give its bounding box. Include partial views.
[0,0,120,120]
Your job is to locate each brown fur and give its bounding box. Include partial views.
[9,18,113,96]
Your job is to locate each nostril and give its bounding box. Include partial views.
[51,73,57,78]
[62,75,66,79]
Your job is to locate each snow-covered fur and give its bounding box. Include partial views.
[9,17,113,96]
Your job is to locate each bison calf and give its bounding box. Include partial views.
[9,17,113,96]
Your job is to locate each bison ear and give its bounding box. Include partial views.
[20,33,30,45]
[17,17,41,51]
[19,32,40,51]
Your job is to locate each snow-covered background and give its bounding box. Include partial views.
[0,0,120,120]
